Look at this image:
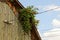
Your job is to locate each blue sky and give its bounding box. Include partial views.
[19,0,60,40]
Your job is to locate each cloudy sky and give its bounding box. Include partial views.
[19,0,60,40]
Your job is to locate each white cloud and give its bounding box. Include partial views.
[42,19,60,40]
[43,28,60,40]
[43,5,60,11]
[52,19,60,27]
[44,28,60,36]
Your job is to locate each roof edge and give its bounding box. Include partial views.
[15,0,24,8]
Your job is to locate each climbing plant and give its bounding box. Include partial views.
[18,6,39,33]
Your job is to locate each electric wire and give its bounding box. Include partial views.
[39,7,60,14]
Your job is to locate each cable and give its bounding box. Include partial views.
[39,7,60,14]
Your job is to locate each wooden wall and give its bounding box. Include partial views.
[0,2,31,40]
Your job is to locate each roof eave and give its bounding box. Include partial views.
[15,0,24,8]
